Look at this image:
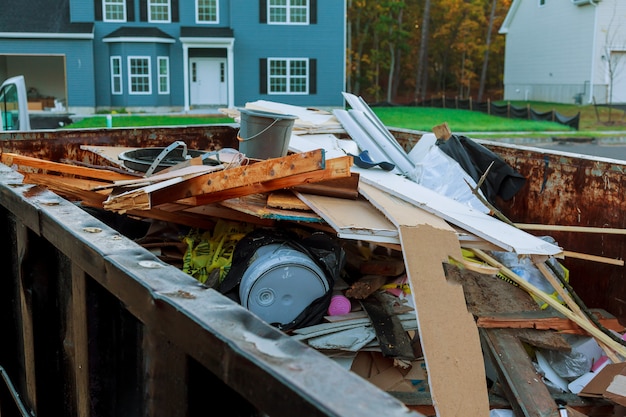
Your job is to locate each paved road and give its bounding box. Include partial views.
[475,135,626,161]
[532,139,626,161]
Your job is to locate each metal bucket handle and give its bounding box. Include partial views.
[237,117,282,143]
[145,141,189,177]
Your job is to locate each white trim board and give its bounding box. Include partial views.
[355,167,562,256]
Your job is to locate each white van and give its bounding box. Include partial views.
[0,75,31,131]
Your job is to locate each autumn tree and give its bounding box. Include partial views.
[347,0,511,104]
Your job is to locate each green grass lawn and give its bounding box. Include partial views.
[65,102,626,139]
[67,114,236,129]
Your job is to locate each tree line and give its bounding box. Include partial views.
[347,0,512,105]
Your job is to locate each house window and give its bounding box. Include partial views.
[268,0,308,24]
[104,0,126,22]
[149,0,171,22]
[268,58,308,94]
[110,56,123,94]
[158,57,170,94]
[128,57,151,94]
[197,0,218,23]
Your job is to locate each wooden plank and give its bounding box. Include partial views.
[562,250,624,266]
[266,190,312,210]
[359,293,415,360]
[358,179,491,417]
[481,328,562,417]
[219,193,323,222]
[175,154,352,207]
[1,152,137,181]
[345,275,388,299]
[22,173,111,207]
[476,311,625,334]
[92,164,225,190]
[472,248,626,358]
[290,173,360,199]
[447,262,570,351]
[103,149,327,212]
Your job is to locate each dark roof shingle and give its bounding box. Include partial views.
[0,0,93,34]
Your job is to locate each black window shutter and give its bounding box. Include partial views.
[260,58,267,94]
[126,0,135,21]
[139,0,147,21]
[309,59,317,94]
[310,0,317,24]
[259,0,267,23]
[172,0,179,22]
[95,0,102,20]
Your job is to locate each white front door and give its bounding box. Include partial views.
[189,58,227,106]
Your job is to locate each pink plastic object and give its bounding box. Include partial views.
[327,295,351,316]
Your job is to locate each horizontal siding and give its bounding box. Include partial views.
[229,0,345,107]
[0,39,95,107]
[70,0,94,22]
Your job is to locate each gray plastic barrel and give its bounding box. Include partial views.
[237,108,297,159]
[239,243,330,327]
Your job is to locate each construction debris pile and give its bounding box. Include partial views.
[3,93,626,417]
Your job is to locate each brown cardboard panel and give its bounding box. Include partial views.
[579,363,626,406]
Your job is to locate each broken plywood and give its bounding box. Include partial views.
[358,181,490,417]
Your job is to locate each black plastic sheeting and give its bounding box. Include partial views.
[372,98,581,130]
[436,134,527,205]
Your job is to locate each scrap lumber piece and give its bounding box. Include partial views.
[358,178,490,417]
[535,260,621,363]
[103,149,327,212]
[155,202,276,227]
[432,122,452,140]
[476,309,625,334]
[93,164,225,190]
[1,152,137,181]
[290,173,360,199]
[515,223,626,235]
[266,190,311,211]
[360,292,415,359]
[446,262,570,351]
[481,328,562,417]
[562,250,624,266]
[471,248,626,358]
[22,172,111,207]
[176,154,352,208]
[219,193,323,223]
[345,275,388,299]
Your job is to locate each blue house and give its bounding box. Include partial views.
[0,0,346,114]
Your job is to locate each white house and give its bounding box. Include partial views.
[499,0,626,105]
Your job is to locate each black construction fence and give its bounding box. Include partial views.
[371,96,580,130]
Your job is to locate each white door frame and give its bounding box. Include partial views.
[181,37,235,111]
